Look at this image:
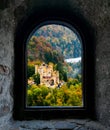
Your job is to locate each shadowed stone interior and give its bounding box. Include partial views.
[0,0,110,129]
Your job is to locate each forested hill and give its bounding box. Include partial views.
[27,24,82,79]
[27,36,64,63]
[33,24,82,59]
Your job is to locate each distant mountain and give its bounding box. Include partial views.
[33,24,82,59]
[27,24,82,79]
[67,61,82,78]
[27,36,64,64]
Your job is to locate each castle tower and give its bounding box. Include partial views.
[34,62,59,87]
[35,65,38,73]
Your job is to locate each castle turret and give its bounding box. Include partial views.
[34,62,59,88]
[35,65,38,73]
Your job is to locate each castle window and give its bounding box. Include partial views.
[14,15,94,120]
[26,22,84,107]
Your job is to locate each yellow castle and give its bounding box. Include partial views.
[35,63,59,88]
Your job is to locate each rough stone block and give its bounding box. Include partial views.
[0,75,4,94]
[54,121,77,129]
[0,86,2,94]
[0,65,9,75]
[0,103,10,117]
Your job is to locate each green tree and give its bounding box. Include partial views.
[32,73,40,85]
[56,62,67,82]
[27,64,35,78]
[67,78,79,87]
[27,81,82,106]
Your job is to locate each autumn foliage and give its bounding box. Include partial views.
[27,77,82,106]
[27,24,83,107]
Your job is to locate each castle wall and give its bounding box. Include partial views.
[0,0,110,129]
[35,63,59,87]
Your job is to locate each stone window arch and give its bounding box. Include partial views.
[13,10,95,120]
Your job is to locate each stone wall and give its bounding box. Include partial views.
[0,0,110,129]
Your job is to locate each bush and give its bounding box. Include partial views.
[27,81,83,106]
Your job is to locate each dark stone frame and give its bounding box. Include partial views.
[13,8,95,120]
